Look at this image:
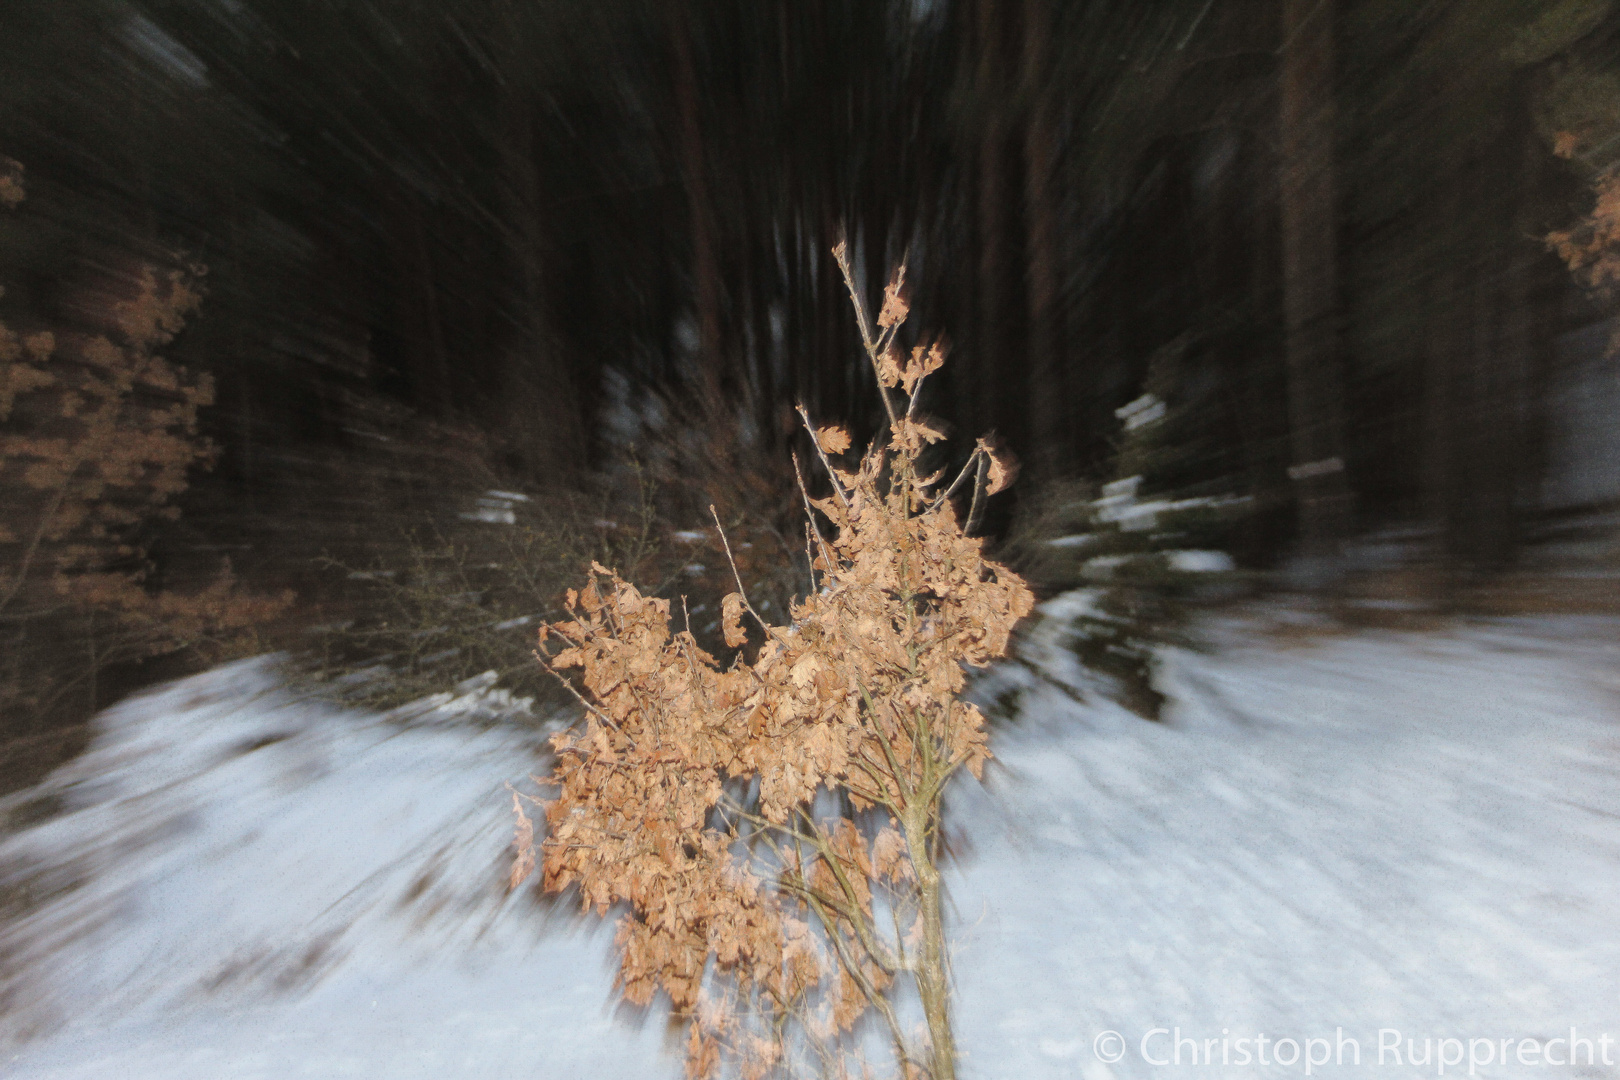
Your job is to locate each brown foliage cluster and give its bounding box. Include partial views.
[513,252,1031,1080]
[1546,161,1620,306]
[0,263,211,583]
[0,158,23,212]
[0,167,288,726]
[1547,125,1620,338]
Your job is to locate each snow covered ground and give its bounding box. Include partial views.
[2,601,1618,1078]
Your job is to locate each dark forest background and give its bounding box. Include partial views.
[4,0,1620,776]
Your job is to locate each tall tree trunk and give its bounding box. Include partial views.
[672,1,724,408]
[1279,0,1351,565]
[784,212,806,406]
[1422,257,1462,568]
[974,0,1013,444]
[748,236,778,448]
[977,135,1012,442]
[817,202,844,420]
[499,96,583,477]
[411,199,451,413]
[1022,0,1064,476]
[1467,132,1542,569]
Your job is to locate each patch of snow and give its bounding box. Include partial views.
[1164,549,1234,573]
[1101,476,1142,499]
[1117,396,1166,431]
[490,614,537,632]
[1115,397,1164,430]
[955,612,1620,1078]
[121,13,208,86]
[1083,554,1131,579]
[460,491,529,526]
[3,613,1619,1078]
[0,656,662,1078]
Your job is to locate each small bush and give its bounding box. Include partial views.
[511,248,1032,1080]
[306,473,667,714]
[1005,342,1251,719]
[1547,166,1620,302]
[1545,127,1620,356]
[303,406,812,717]
[0,160,288,757]
[637,405,809,647]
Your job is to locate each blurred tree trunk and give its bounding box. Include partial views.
[1422,254,1462,567]
[1422,129,1543,573]
[410,199,451,412]
[1279,0,1352,564]
[974,0,1016,444]
[481,0,586,479]
[1023,0,1065,476]
[1456,132,1540,569]
[977,140,1010,442]
[783,213,806,406]
[1471,264,1525,567]
[747,236,778,447]
[498,93,584,478]
[672,0,724,408]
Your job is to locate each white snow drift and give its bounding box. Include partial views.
[1,601,1617,1078]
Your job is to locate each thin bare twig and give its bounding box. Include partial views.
[795,403,853,510]
[792,452,837,580]
[928,448,983,514]
[964,453,990,535]
[533,646,621,731]
[832,241,900,430]
[710,505,776,638]
[803,523,818,598]
[804,887,920,1076]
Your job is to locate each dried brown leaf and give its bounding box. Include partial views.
[977,434,1019,495]
[913,416,947,444]
[898,338,947,394]
[816,424,852,456]
[877,265,909,329]
[509,789,536,890]
[877,345,904,388]
[722,592,748,649]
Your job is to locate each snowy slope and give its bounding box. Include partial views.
[2,605,1618,1078]
[0,660,671,1079]
[953,612,1620,1078]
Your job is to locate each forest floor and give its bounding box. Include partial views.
[1,596,1618,1078]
